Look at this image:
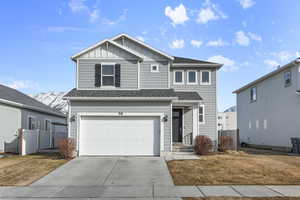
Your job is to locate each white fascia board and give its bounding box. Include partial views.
[172,63,223,68]
[0,98,65,118]
[71,39,143,61]
[111,33,174,60]
[64,97,178,101]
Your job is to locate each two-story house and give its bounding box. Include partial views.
[64,34,222,156]
[234,58,300,151]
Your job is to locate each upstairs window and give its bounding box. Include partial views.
[28,116,36,130]
[174,70,184,84]
[151,64,159,72]
[187,70,197,84]
[284,70,292,87]
[199,105,205,124]
[102,64,115,86]
[201,70,211,85]
[250,86,257,102]
[45,120,51,132]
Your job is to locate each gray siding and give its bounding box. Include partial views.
[78,59,138,89]
[237,64,300,148]
[171,68,217,141]
[0,103,21,152]
[69,101,172,152]
[140,61,169,88]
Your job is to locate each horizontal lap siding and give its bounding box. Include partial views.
[78,59,138,89]
[69,101,172,152]
[140,61,169,88]
[171,68,217,142]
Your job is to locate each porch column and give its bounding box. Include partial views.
[192,104,199,145]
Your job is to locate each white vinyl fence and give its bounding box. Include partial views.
[39,130,51,149]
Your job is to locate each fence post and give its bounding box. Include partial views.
[236,129,240,150]
[18,129,25,156]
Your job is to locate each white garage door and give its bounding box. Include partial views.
[79,116,160,156]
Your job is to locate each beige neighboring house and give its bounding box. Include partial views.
[217,106,237,131]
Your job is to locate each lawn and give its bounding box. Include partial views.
[167,149,300,185]
[0,153,67,186]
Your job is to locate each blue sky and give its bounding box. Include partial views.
[0,0,299,111]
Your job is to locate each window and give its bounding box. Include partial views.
[187,70,197,84]
[28,116,36,130]
[248,121,251,129]
[284,70,292,87]
[174,70,184,84]
[250,86,257,102]
[37,120,41,130]
[101,64,115,86]
[45,119,51,132]
[199,105,205,124]
[256,120,259,129]
[201,71,211,85]
[151,64,159,72]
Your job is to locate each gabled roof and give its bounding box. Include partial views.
[233,58,300,94]
[71,39,144,61]
[0,84,65,117]
[64,88,202,101]
[111,33,174,60]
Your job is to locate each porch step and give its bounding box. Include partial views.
[172,144,194,152]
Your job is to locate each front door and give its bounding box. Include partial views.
[172,109,183,143]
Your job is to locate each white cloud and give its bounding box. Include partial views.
[196,0,227,24]
[248,32,262,42]
[206,38,229,47]
[89,9,99,23]
[208,55,238,72]
[270,51,296,62]
[165,4,189,26]
[190,40,203,48]
[264,59,280,70]
[68,0,88,13]
[102,9,128,25]
[169,39,185,49]
[4,80,39,90]
[136,36,145,42]
[235,31,250,46]
[239,0,255,9]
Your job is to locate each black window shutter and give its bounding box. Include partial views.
[115,64,121,87]
[95,64,101,87]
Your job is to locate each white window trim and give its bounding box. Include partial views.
[173,70,184,85]
[44,119,52,132]
[28,116,36,130]
[100,62,116,87]
[199,105,205,124]
[150,64,159,72]
[187,70,198,85]
[200,70,211,85]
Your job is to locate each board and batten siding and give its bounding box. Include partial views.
[171,68,217,142]
[140,61,169,88]
[69,101,172,152]
[78,59,138,89]
[237,64,300,148]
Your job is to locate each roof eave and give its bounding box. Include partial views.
[64,97,178,101]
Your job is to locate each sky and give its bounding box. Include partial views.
[0,0,299,111]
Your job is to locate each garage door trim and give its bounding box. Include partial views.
[77,112,165,156]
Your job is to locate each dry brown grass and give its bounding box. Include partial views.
[184,198,300,200]
[167,149,300,185]
[0,153,67,186]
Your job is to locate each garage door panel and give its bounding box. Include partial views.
[79,116,160,156]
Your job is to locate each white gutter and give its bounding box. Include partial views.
[63,97,178,101]
[0,98,65,118]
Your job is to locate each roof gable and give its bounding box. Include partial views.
[111,34,174,60]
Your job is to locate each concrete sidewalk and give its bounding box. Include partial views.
[0,185,300,199]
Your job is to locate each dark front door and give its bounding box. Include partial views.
[172,109,183,143]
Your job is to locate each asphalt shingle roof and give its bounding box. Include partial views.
[0,84,65,117]
[64,88,202,101]
[173,56,219,65]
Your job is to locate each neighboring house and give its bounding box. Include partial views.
[64,33,223,156]
[217,106,237,131]
[0,84,66,152]
[233,58,300,150]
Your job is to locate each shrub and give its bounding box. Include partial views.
[58,138,76,159]
[219,136,234,152]
[194,135,213,155]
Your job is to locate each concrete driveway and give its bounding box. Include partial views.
[32,157,174,186]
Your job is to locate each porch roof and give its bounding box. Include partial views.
[174,91,202,101]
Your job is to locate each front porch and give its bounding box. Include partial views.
[171,101,200,153]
